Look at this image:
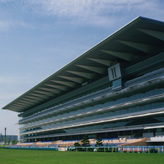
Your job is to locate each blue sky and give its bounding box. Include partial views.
[0,0,164,136]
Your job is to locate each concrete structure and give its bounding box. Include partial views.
[2,17,164,144]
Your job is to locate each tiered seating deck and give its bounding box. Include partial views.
[17,142,34,147]
[9,137,146,148]
[59,140,81,147]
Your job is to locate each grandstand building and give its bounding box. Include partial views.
[2,17,164,144]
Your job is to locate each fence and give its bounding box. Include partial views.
[5,147,58,151]
[120,146,164,153]
[68,146,164,153]
[5,145,164,153]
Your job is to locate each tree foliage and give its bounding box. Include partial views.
[11,140,18,145]
[74,142,81,147]
[95,137,103,147]
[7,140,11,145]
[81,134,90,147]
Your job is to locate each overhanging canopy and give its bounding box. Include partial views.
[2,16,164,113]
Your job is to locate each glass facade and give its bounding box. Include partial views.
[18,67,164,141]
[22,114,164,140]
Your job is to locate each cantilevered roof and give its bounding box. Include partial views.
[2,16,164,112]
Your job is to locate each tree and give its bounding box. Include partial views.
[74,142,81,147]
[12,140,18,145]
[95,137,103,147]
[81,134,90,147]
[7,139,11,145]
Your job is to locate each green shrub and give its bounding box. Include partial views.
[88,148,94,152]
[150,148,158,153]
[105,148,112,152]
[112,148,118,152]
[77,148,85,151]
[97,148,104,152]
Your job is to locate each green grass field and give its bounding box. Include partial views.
[0,149,164,164]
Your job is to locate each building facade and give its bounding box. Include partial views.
[0,134,18,143]
[3,17,164,142]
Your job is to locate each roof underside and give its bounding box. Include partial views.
[2,16,164,112]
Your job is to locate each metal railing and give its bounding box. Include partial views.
[6,145,164,153]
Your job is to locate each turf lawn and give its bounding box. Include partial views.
[0,149,164,164]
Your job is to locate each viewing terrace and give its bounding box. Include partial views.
[19,67,164,126]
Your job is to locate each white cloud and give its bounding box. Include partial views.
[0,0,163,30]
[0,20,12,31]
[26,0,164,27]
[0,20,34,32]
